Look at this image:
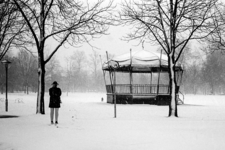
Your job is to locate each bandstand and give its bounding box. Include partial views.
[102,50,183,105]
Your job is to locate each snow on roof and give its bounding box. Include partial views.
[103,50,181,72]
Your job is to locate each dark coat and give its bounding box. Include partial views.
[49,87,62,108]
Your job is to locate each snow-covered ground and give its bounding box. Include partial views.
[0,93,225,150]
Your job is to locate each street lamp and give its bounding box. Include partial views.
[1,59,11,112]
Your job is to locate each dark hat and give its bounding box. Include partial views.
[52,81,58,85]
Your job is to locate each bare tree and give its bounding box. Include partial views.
[70,50,87,91]
[45,55,61,84]
[11,0,115,114]
[205,3,225,53]
[64,56,73,95]
[0,0,29,60]
[119,0,219,117]
[17,50,37,94]
[201,51,225,94]
[89,50,101,89]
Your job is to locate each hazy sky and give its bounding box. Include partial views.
[54,25,158,62]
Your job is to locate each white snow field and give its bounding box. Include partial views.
[0,93,225,150]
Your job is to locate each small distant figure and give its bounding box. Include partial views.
[101,97,104,102]
[49,81,62,125]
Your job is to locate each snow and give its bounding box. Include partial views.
[1,93,225,150]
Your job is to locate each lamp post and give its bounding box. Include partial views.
[1,59,11,112]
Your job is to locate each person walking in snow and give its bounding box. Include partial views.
[49,81,62,124]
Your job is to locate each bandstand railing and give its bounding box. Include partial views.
[106,84,170,95]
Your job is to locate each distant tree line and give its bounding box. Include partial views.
[0,49,106,94]
[0,50,38,94]
[1,46,225,95]
[183,50,225,95]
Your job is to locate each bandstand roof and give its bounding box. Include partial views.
[102,50,183,73]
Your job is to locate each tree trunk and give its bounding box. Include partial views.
[26,86,29,94]
[1,86,3,94]
[168,55,178,117]
[36,1,46,114]
[36,57,45,114]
